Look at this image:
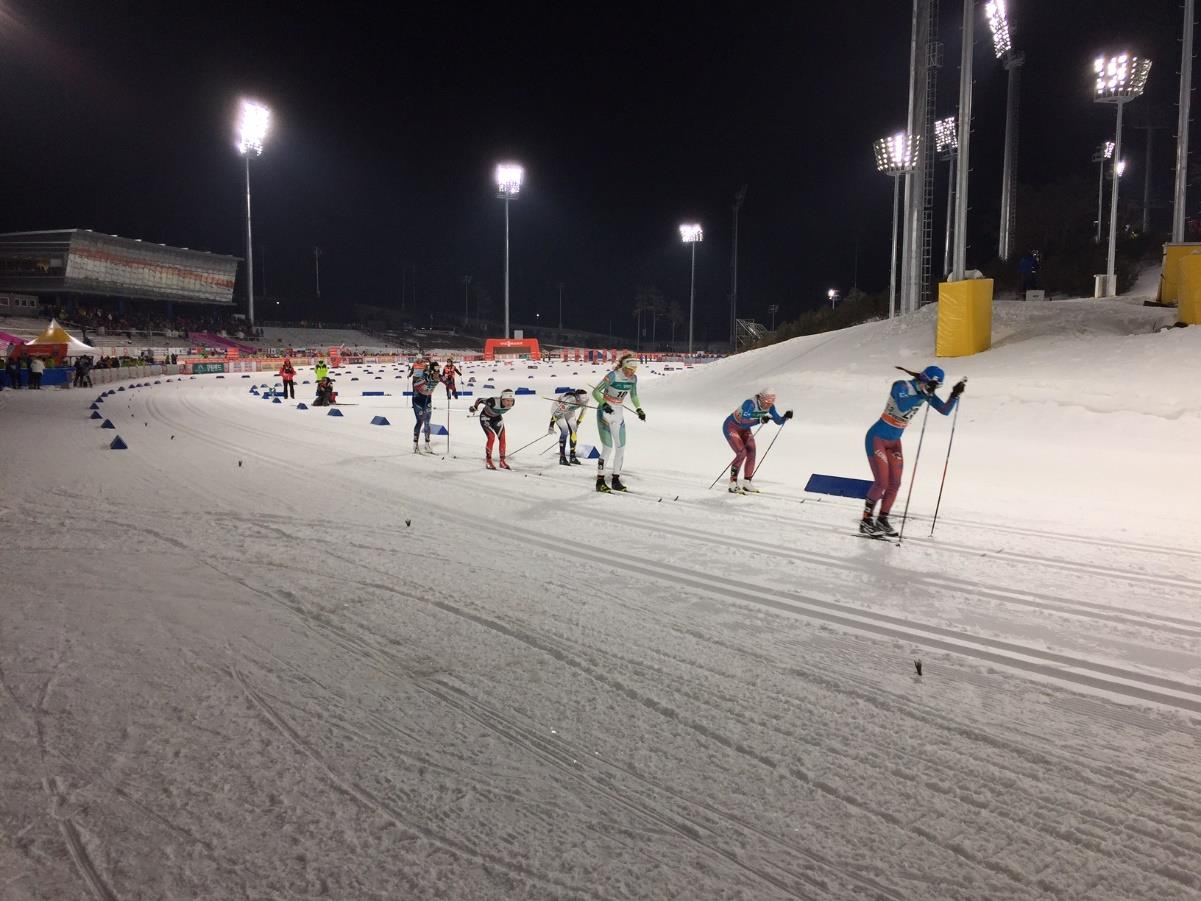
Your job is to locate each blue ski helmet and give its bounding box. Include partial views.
[919,365,945,387]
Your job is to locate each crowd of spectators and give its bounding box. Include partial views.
[50,304,261,341]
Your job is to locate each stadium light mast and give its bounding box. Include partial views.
[935,116,959,278]
[1094,52,1152,296]
[236,99,270,325]
[951,0,976,282]
[874,132,919,319]
[1093,141,1115,243]
[679,223,703,354]
[495,163,524,339]
[1173,0,1196,242]
[986,1,1024,261]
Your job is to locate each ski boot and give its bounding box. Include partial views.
[412,441,420,454]
[568,452,581,465]
[485,457,497,470]
[611,475,628,492]
[498,457,511,470]
[875,514,899,538]
[559,451,571,466]
[728,479,743,494]
[596,476,611,493]
[859,517,881,536]
[423,440,433,454]
[741,480,761,494]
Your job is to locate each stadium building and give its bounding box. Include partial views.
[0,229,239,322]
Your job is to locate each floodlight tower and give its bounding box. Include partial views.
[1092,141,1115,243]
[495,162,524,338]
[236,100,270,325]
[935,116,959,277]
[1173,0,1196,242]
[874,132,919,319]
[679,224,703,353]
[1094,53,1151,296]
[986,1,1023,261]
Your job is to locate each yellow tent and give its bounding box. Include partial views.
[25,319,96,356]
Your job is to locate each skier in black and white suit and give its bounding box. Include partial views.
[547,388,587,465]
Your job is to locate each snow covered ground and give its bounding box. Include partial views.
[2,298,1200,900]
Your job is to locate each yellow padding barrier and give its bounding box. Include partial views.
[1178,254,1201,325]
[1157,243,1201,304]
[936,279,993,357]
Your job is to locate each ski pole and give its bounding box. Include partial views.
[929,401,961,537]
[708,422,766,489]
[506,432,556,459]
[748,421,786,480]
[897,405,930,544]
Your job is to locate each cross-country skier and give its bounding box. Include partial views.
[591,353,645,492]
[723,389,793,493]
[470,389,515,469]
[547,388,588,465]
[442,358,462,399]
[314,359,329,381]
[862,365,965,537]
[411,359,439,453]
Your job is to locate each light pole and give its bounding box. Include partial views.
[557,282,564,330]
[768,304,779,330]
[935,116,959,278]
[1174,0,1196,242]
[729,186,746,352]
[986,1,1023,261]
[463,275,472,323]
[314,246,322,299]
[679,224,703,354]
[827,289,840,310]
[874,132,919,319]
[236,99,269,325]
[951,0,975,282]
[1093,141,1115,243]
[495,163,524,338]
[1094,52,1152,297]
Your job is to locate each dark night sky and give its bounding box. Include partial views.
[0,1,1187,338]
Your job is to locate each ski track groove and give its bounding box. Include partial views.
[135,388,1201,896]
[158,392,1201,651]
[44,776,120,901]
[229,662,610,901]
[221,547,1201,895]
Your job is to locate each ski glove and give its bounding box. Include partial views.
[758,414,772,423]
[636,408,646,421]
[783,410,794,420]
[951,379,966,398]
[601,403,614,414]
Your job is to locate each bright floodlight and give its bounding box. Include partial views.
[1116,159,1128,177]
[679,223,703,243]
[1104,140,1115,159]
[495,163,524,197]
[934,117,958,154]
[873,132,919,174]
[237,100,270,157]
[985,1,1012,58]
[1094,53,1152,101]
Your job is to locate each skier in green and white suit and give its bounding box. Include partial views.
[591,353,646,492]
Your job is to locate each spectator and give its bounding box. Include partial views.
[1018,250,1040,296]
[29,356,45,389]
[5,352,19,389]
